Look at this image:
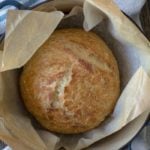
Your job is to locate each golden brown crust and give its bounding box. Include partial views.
[20,29,120,134]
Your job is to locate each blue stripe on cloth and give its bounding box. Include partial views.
[0,6,17,21]
[24,0,42,7]
[145,121,150,126]
[0,5,17,33]
[0,0,46,34]
[0,0,25,9]
[0,20,6,34]
[129,143,132,150]
[0,13,7,22]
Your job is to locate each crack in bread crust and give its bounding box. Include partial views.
[50,66,73,110]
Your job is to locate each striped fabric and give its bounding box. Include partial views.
[0,0,46,35]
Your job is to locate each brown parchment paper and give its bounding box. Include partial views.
[0,0,150,150]
[1,10,64,71]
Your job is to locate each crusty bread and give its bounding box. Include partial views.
[20,29,120,134]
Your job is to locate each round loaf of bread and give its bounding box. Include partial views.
[20,29,120,134]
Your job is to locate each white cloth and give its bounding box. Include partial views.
[114,0,146,26]
[115,0,146,15]
[0,0,46,34]
[0,0,146,34]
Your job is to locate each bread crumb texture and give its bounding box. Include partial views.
[20,29,120,134]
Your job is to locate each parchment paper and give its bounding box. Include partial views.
[0,0,150,150]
